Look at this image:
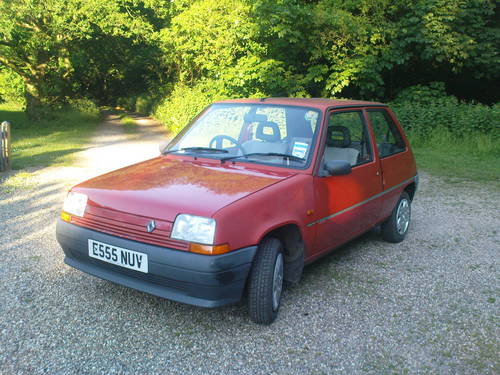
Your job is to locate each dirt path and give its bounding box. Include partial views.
[79,112,168,175]
[31,112,169,187]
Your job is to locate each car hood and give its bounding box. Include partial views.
[73,156,296,221]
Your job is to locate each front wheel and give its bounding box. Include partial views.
[381,191,411,243]
[247,237,284,325]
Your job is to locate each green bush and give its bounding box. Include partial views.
[153,80,228,134]
[134,94,158,115]
[391,83,499,139]
[392,82,448,106]
[67,98,100,117]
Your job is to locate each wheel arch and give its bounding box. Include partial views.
[404,182,416,201]
[259,223,305,284]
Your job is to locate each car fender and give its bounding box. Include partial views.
[212,173,316,256]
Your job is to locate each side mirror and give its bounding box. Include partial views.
[158,141,169,154]
[324,160,351,176]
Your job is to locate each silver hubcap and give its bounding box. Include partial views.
[396,198,410,235]
[272,253,284,311]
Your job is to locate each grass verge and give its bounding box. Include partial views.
[0,101,100,170]
[408,128,500,189]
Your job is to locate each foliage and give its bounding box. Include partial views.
[67,98,100,118]
[162,0,313,99]
[0,0,171,119]
[153,81,228,134]
[306,0,499,99]
[0,0,498,121]
[163,0,256,84]
[392,82,449,106]
[0,67,24,103]
[134,95,157,115]
[391,84,499,138]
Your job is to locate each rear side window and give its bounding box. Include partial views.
[368,110,406,158]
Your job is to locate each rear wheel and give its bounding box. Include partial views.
[381,191,411,243]
[247,237,284,325]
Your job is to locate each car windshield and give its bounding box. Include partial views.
[165,103,322,168]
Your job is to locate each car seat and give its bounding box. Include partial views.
[242,121,287,154]
[324,126,359,166]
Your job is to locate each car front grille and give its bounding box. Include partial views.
[70,205,188,251]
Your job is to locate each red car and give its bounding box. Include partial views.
[57,98,417,324]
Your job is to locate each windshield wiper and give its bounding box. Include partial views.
[221,152,305,163]
[163,147,229,155]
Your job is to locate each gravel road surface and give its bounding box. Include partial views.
[1,115,498,374]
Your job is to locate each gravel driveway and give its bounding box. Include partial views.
[0,115,498,374]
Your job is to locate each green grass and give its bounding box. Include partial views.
[0,101,100,169]
[120,115,139,134]
[408,128,500,189]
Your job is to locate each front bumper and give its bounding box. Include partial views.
[56,220,257,307]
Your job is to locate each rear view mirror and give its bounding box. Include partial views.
[324,160,351,176]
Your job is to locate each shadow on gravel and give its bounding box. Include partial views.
[12,148,85,171]
[54,228,386,330]
[300,229,381,282]
[56,268,249,332]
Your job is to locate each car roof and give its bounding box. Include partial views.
[215,97,387,110]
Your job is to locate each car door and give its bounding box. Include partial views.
[366,108,416,219]
[311,109,383,255]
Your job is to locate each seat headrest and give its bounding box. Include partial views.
[256,121,281,142]
[244,113,268,123]
[327,126,351,148]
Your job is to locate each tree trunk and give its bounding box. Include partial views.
[24,80,47,122]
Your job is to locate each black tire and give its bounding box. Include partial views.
[247,237,284,325]
[381,191,411,243]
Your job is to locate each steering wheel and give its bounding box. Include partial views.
[209,135,245,155]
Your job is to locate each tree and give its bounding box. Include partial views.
[0,0,170,119]
[307,0,499,99]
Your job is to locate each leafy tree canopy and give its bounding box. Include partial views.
[0,0,498,119]
[0,0,171,118]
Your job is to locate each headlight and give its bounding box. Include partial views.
[62,191,88,217]
[171,214,216,245]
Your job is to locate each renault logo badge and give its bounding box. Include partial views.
[146,220,156,233]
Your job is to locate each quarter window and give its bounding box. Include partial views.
[368,110,406,157]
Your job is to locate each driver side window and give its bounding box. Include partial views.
[324,111,373,167]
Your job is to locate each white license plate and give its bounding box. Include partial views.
[88,239,148,273]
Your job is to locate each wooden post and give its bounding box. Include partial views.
[1,121,11,172]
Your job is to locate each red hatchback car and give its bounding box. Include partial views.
[57,98,418,324]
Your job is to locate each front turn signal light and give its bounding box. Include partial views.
[60,211,72,222]
[189,243,230,255]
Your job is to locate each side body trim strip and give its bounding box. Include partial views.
[306,175,417,227]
